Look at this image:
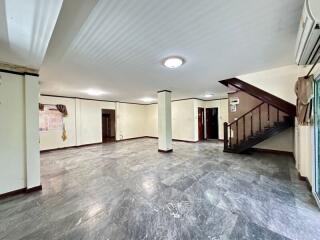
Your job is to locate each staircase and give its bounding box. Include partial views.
[220,78,296,153]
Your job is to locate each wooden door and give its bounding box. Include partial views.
[198,108,205,140]
[206,108,219,139]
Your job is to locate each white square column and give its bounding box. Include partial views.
[158,90,172,152]
[24,74,41,190]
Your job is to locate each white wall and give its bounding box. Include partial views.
[255,128,294,152]
[172,99,197,141]
[296,124,313,180]
[40,96,77,150]
[0,72,40,194]
[145,100,198,141]
[237,65,299,104]
[40,96,148,150]
[76,99,115,145]
[145,98,229,142]
[25,75,41,189]
[116,103,146,140]
[145,104,158,137]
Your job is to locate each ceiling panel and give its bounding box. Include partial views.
[40,0,303,102]
[0,0,63,69]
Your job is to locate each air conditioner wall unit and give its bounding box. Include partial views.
[295,0,320,65]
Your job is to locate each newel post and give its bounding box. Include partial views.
[223,122,228,151]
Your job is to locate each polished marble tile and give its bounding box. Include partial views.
[0,139,319,240]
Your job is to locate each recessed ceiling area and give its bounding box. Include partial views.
[0,0,63,69]
[2,0,303,103]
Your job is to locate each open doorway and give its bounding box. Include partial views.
[102,109,116,143]
[198,108,205,141]
[206,108,219,139]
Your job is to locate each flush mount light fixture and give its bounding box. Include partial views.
[204,93,213,98]
[83,89,106,96]
[140,97,156,103]
[163,56,185,69]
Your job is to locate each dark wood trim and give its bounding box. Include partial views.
[118,101,149,106]
[172,97,228,102]
[172,98,198,102]
[219,78,296,116]
[250,148,294,156]
[144,136,198,143]
[40,94,228,105]
[25,185,42,193]
[0,185,42,200]
[41,94,150,106]
[0,188,26,200]
[0,69,39,77]
[158,149,173,153]
[157,90,172,93]
[145,136,158,139]
[41,94,119,103]
[173,139,198,143]
[298,173,312,192]
[41,136,205,153]
[116,136,147,142]
[0,61,39,76]
[40,142,102,153]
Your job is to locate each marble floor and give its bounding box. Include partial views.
[1,139,320,240]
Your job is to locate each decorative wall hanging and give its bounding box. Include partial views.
[39,103,68,141]
[295,75,314,125]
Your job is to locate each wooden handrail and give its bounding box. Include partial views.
[219,78,296,116]
[228,102,264,126]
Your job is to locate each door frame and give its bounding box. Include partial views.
[198,107,205,141]
[313,76,320,208]
[101,109,116,143]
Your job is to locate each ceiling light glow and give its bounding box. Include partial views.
[83,89,106,96]
[140,97,155,103]
[204,94,213,98]
[163,56,185,69]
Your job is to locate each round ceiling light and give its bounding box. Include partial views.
[140,97,156,103]
[83,89,106,96]
[163,56,185,69]
[204,94,213,98]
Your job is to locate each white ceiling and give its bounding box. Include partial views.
[0,0,63,69]
[3,0,304,103]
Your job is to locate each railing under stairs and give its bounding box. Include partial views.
[223,102,294,153]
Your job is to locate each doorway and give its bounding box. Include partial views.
[206,108,219,139]
[102,109,116,143]
[198,108,205,140]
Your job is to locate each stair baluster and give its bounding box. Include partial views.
[223,102,294,153]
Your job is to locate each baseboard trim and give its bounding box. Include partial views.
[41,142,102,153]
[298,173,312,192]
[0,185,42,200]
[41,136,208,153]
[158,149,173,153]
[116,136,146,142]
[25,185,43,193]
[173,139,198,143]
[250,148,293,156]
[145,136,198,143]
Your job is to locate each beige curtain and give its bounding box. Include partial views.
[295,75,314,125]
